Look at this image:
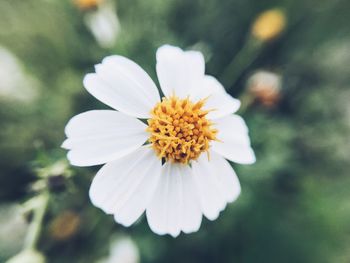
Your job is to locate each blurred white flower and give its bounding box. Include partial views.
[98,236,139,263]
[62,45,255,237]
[6,249,45,263]
[0,47,38,102]
[85,4,120,49]
[247,70,282,107]
[0,204,28,259]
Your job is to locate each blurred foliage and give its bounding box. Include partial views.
[0,0,350,262]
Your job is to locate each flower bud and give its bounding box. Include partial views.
[247,70,282,107]
[251,9,286,41]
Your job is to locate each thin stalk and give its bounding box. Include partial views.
[221,38,263,89]
[24,192,50,250]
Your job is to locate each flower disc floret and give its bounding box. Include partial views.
[147,96,217,164]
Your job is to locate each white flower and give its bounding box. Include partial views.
[84,4,120,49]
[98,236,140,263]
[62,45,255,237]
[0,46,38,102]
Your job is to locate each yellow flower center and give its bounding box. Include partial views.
[147,95,217,164]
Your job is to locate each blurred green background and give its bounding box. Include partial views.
[1,0,350,262]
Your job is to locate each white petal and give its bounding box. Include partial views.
[190,76,241,119]
[180,168,202,233]
[211,115,256,164]
[146,163,201,237]
[208,151,241,203]
[191,152,240,221]
[191,154,229,221]
[62,110,148,166]
[156,45,205,98]
[89,146,161,227]
[84,55,160,118]
[146,163,182,237]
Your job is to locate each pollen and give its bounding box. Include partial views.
[147,95,218,164]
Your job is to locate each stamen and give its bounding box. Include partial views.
[147,95,217,164]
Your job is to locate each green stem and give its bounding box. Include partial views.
[221,37,263,89]
[24,192,50,250]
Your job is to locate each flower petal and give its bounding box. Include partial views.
[156,45,205,98]
[146,163,201,237]
[180,167,202,234]
[62,110,148,166]
[190,76,241,119]
[84,55,160,118]
[191,153,229,221]
[209,151,241,203]
[211,115,256,164]
[89,146,161,227]
[191,152,241,221]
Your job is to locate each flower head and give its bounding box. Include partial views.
[248,70,282,107]
[251,9,286,41]
[62,45,255,237]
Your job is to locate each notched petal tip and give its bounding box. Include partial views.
[237,147,256,165]
[232,97,241,111]
[182,222,202,234]
[146,220,181,238]
[205,211,221,221]
[113,214,134,227]
[94,63,103,73]
[82,73,96,87]
[101,54,122,64]
[170,231,181,238]
[61,139,70,149]
[227,184,241,204]
[247,151,257,164]
[156,44,183,56]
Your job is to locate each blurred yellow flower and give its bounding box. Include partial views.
[49,211,81,241]
[251,9,286,41]
[74,0,103,10]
